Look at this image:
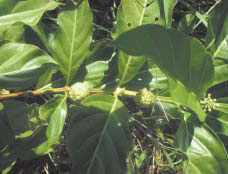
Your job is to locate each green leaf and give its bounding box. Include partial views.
[2,161,16,174]
[84,61,109,87]
[2,126,48,161]
[3,100,43,138]
[30,22,54,53]
[112,0,162,84]
[205,0,228,60]
[35,73,66,91]
[179,120,228,174]
[0,23,24,42]
[175,119,228,174]
[0,95,66,163]
[0,0,59,34]
[205,1,228,86]
[158,0,177,28]
[211,64,228,87]
[18,95,67,157]
[113,0,177,84]
[35,66,59,89]
[113,24,214,121]
[113,0,163,37]
[169,78,206,121]
[117,52,146,85]
[174,116,194,152]
[0,109,15,152]
[125,63,168,91]
[66,94,132,174]
[178,14,197,34]
[178,0,208,28]
[206,110,228,136]
[0,101,50,161]
[114,24,214,98]
[0,43,57,90]
[52,0,93,84]
[135,150,147,168]
[148,65,168,90]
[87,39,115,62]
[39,95,67,147]
[0,110,49,169]
[0,0,16,16]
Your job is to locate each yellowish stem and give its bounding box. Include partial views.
[0,87,70,100]
[0,87,182,108]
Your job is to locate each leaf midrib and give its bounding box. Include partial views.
[86,96,119,174]
[138,0,147,25]
[66,10,77,84]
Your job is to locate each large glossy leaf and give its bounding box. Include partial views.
[114,24,214,97]
[52,0,93,84]
[175,119,228,174]
[112,0,162,84]
[66,94,132,174]
[0,43,57,90]
[113,24,214,121]
[0,0,59,34]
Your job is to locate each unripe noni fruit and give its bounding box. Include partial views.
[69,82,89,101]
